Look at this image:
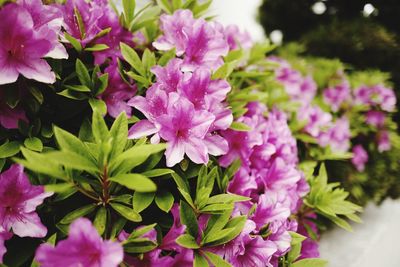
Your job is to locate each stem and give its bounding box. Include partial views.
[74,184,99,202]
[101,165,110,204]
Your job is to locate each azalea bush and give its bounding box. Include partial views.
[0,1,397,267]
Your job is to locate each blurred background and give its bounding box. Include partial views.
[210,0,400,266]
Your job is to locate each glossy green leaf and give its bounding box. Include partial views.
[109,173,157,192]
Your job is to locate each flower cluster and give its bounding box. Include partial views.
[217,102,309,265]
[0,1,393,266]
[128,10,248,167]
[272,57,397,166]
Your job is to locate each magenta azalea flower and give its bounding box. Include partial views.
[158,93,215,166]
[213,220,277,267]
[353,84,397,112]
[365,110,386,127]
[153,10,229,71]
[36,217,123,267]
[323,81,351,112]
[100,63,137,118]
[297,104,332,138]
[0,3,63,84]
[59,0,104,46]
[318,117,351,153]
[0,227,12,263]
[221,24,253,50]
[0,164,52,238]
[352,145,368,172]
[128,59,231,166]
[251,193,291,230]
[92,2,135,65]
[18,0,67,60]
[274,62,316,104]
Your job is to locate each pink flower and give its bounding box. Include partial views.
[213,220,276,267]
[318,117,351,153]
[153,10,228,71]
[297,105,332,138]
[99,63,137,118]
[179,68,231,110]
[274,63,317,104]
[36,217,123,267]
[160,204,186,251]
[18,0,67,60]
[59,0,103,46]
[0,164,52,238]
[0,227,12,263]
[323,81,350,112]
[158,94,215,166]
[0,4,62,84]
[91,0,136,65]
[352,145,368,172]
[377,130,391,152]
[353,84,397,112]
[221,24,253,50]
[365,110,386,128]
[128,59,231,166]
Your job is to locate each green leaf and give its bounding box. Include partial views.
[123,239,157,253]
[64,32,82,52]
[0,141,20,158]
[142,49,156,73]
[180,200,198,237]
[17,147,66,179]
[93,207,107,235]
[89,98,107,115]
[110,202,142,222]
[53,126,94,161]
[203,216,246,246]
[110,143,166,174]
[122,0,135,24]
[287,242,302,263]
[212,61,236,79]
[64,85,91,92]
[292,258,328,267]
[155,191,174,212]
[176,234,200,249]
[194,252,209,267]
[74,7,86,39]
[109,112,128,159]
[109,173,157,192]
[132,192,155,212]
[158,48,176,66]
[229,121,252,131]
[200,203,234,213]
[120,42,146,76]
[206,194,250,205]
[84,44,109,52]
[128,223,157,239]
[203,251,232,267]
[141,168,174,177]
[76,59,92,88]
[94,73,109,96]
[156,0,173,14]
[48,151,99,175]
[92,110,110,143]
[59,204,96,224]
[45,183,73,193]
[289,231,307,246]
